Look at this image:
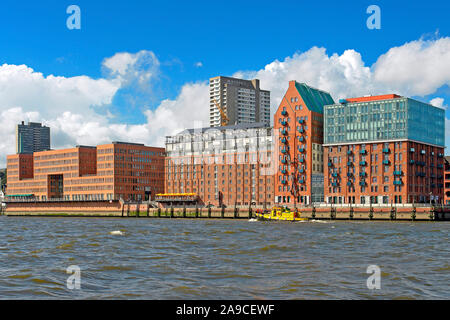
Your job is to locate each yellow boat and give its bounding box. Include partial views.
[255,206,308,222]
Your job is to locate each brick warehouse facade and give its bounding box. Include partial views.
[324,94,445,205]
[273,81,335,206]
[6,142,165,201]
[165,123,275,207]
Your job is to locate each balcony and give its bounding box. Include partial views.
[347,161,353,166]
[299,179,305,184]
[347,150,352,155]
[281,138,287,144]
[360,161,367,166]
[332,172,338,178]
[421,150,426,155]
[281,159,287,164]
[281,130,288,135]
[393,180,403,186]
[299,158,305,163]
[410,160,415,165]
[298,148,305,153]
[393,171,402,176]
[298,136,304,142]
[360,150,367,155]
[359,181,366,186]
[281,110,288,116]
[383,148,390,153]
[281,149,288,154]
[347,182,352,186]
[298,168,304,173]
[281,169,287,174]
[281,121,288,126]
[359,172,367,177]
[438,164,443,169]
[438,153,444,158]
[382,160,390,165]
[328,162,333,167]
[298,119,304,124]
[347,173,353,177]
[281,180,287,184]
[410,148,415,153]
[298,128,304,133]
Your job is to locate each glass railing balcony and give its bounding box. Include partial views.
[383,148,390,153]
[410,160,415,164]
[281,149,288,154]
[360,150,367,154]
[347,150,352,155]
[298,136,304,142]
[298,148,305,153]
[393,180,402,185]
[359,172,367,177]
[393,171,402,176]
[360,161,367,166]
[347,182,352,186]
[281,121,288,126]
[382,160,390,165]
[359,181,366,186]
[281,130,288,135]
[281,159,287,164]
[331,182,338,187]
[410,148,415,153]
[438,153,444,158]
[298,168,304,173]
[332,173,338,177]
[298,119,304,124]
[328,162,333,167]
[281,180,287,184]
[299,179,305,184]
[347,161,353,166]
[298,128,304,133]
[299,158,305,163]
[281,110,288,116]
[281,138,287,144]
[347,173,353,177]
[281,170,287,174]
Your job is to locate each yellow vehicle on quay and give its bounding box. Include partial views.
[255,206,308,222]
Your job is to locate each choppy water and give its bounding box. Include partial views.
[0,216,449,299]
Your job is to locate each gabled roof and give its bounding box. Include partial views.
[294,82,335,114]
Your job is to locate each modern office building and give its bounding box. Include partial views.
[209,76,271,127]
[323,94,445,204]
[165,123,275,207]
[6,142,165,201]
[16,121,51,154]
[274,81,335,205]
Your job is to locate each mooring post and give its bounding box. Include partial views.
[136,202,140,218]
[221,204,225,219]
[126,203,130,217]
[146,203,150,217]
[121,203,124,217]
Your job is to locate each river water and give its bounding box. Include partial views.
[0,216,448,299]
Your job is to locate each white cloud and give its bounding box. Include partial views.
[194,62,203,68]
[429,97,448,110]
[102,50,160,87]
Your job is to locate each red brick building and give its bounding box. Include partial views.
[273,81,334,205]
[6,142,165,202]
[324,95,445,204]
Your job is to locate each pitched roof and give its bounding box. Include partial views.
[294,82,335,114]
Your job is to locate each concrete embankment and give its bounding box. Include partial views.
[2,200,450,221]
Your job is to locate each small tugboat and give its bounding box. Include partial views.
[255,206,308,222]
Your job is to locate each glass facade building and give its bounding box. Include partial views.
[324,97,444,147]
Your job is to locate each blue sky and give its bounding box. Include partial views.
[0,0,449,161]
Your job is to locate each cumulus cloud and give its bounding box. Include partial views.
[430,97,448,110]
